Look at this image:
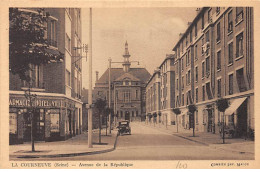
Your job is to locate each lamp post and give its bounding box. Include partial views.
[108,58,139,134]
[24,81,37,152]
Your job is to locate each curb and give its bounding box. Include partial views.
[172,134,209,146]
[13,132,119,159]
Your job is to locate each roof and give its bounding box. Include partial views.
[96,68,151,84]
[115,72,140,82]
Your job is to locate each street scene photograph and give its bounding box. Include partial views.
[8,7,254,161]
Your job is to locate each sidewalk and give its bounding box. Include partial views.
[139,121,254,155]
[9,128,118,159]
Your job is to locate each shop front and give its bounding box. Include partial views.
[9,93,81,145]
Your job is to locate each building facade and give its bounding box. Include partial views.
[9,8,84,144]
[93,42,151,122]
[172,7,254,138]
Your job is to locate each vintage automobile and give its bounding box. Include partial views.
[117,120,131,135]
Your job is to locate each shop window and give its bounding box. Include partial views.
[229,74,233,95]
[236,68,247,92]
[9,113,17,134]
[228,10,233,33]
[120,111,123,118]
[50,113,59,133]
[132,111,134,117]
[236,32,243,58]
[228,42,233,65]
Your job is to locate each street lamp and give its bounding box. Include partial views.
[24,81,37,152]
[108,57,140,134]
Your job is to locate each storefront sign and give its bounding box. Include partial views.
[50,113,59,132]
[9,113,17,134]
[9,97,61,108]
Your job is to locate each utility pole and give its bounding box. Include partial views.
[88,7,93,148]
[108,57,112,134]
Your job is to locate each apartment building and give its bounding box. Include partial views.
[9,8,83,144]
[172,7,254,138]
[145,68,161,124]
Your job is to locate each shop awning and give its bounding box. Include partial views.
[225,97,247,116]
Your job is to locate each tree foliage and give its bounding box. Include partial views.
[172,107,181,115]
[188,104,197,114]
[9,8,64,81]
[216,98,229,112]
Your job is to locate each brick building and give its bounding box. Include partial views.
[9,8,84,144]
[171,7,254,138]
[93,42,151,122]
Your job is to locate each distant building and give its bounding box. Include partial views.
[171,7,254,138]
[9,8,83,144]
[93,42,151,122]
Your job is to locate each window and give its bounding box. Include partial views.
[206,57,210,76]
[48,20,57,47]
[216,7,220,14]
[136,111,138,116]
[217,79,221,97]
[206,82,213,100]
[195,88,198,103]
[228,42,233,64]
[229,74,233,95]
[66,70,71,86]
[202,13,205,29]
[132,111,134,117]
[28,64,43,88]
[176,96,179,107]
[202,61,205,78]
[217,51,221,70]
[123,90,131,103]
[195,23,197,37]
[176,78,179,90]
[195,45,198,60]
[186,93,189,105]
[195,66,198,82]
[181,58,184,71]
[136,90,138,99]
[181,42,184,53]
[202,85,205,101]
[186,36,188,46]
[236,7,243,24]
[181,76,184,90]
[182,94,184,106]
[228,11,233,33]
[206,31,209,42]
[216,22,221,42]
[236,32,243,58]
[187,50,190,66]
[236,68,247,92]
[201,37,204,54]
[65,34,71,52]
[188,70,191,85]
[190,30,192,43]
[9,113,17,134]
[120,111,123,118]
[208,9,212,23]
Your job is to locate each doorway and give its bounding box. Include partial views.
[236,100,248,138]
[125,111,130,121]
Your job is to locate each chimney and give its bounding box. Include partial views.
[96,71,99,82]
[196,8,201,14]
[179,33,183,39]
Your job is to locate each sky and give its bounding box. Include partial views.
[81,7,198,89]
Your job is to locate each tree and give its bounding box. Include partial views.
[188,104,197,137]
[94,98,107,144]
[172,108,181,133]
[9,8,64,81]
[216,98,230,144]
[9,8,64,152]
[104,107,112,136]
